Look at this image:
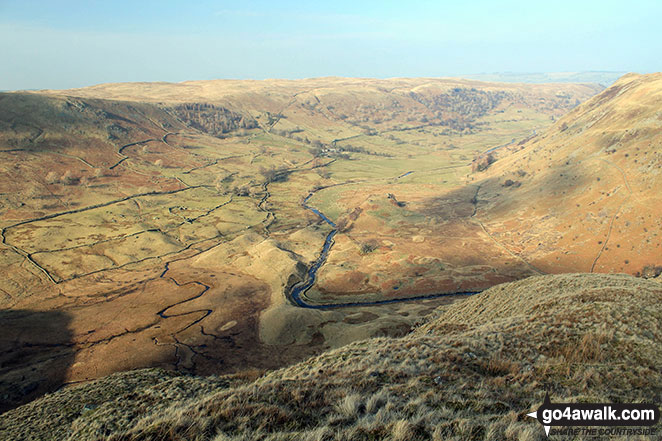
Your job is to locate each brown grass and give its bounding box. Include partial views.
[1,273,660,441]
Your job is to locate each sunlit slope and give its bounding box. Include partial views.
[40,77,601,145]
[0,93,188,223]
[2,273,660,440]
[473,73,662,275]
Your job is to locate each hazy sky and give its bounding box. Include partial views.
[1,0,660,90]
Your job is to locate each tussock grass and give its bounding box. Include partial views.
[1,273,660,440]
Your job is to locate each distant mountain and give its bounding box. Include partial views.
[465,71,627,87]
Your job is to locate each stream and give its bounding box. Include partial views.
[288,192,480,309]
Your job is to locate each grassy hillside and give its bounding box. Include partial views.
[471,73,662,276]
[1,273,660,440]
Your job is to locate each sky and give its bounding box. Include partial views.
[0,0,660,90]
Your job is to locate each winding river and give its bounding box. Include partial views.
[288,192,480,309]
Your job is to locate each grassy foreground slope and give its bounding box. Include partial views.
[1,273,660,440]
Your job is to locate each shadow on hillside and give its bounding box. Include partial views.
[409,175,537,275]
[412,157,600,276]
[420,155,596,219]
[0,310,74,414]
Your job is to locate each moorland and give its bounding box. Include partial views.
[1,74,660,433]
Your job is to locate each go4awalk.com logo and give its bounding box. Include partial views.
[527,393,660,437]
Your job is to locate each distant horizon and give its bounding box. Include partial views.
[0,70,638,93]
[1,0,660,90]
